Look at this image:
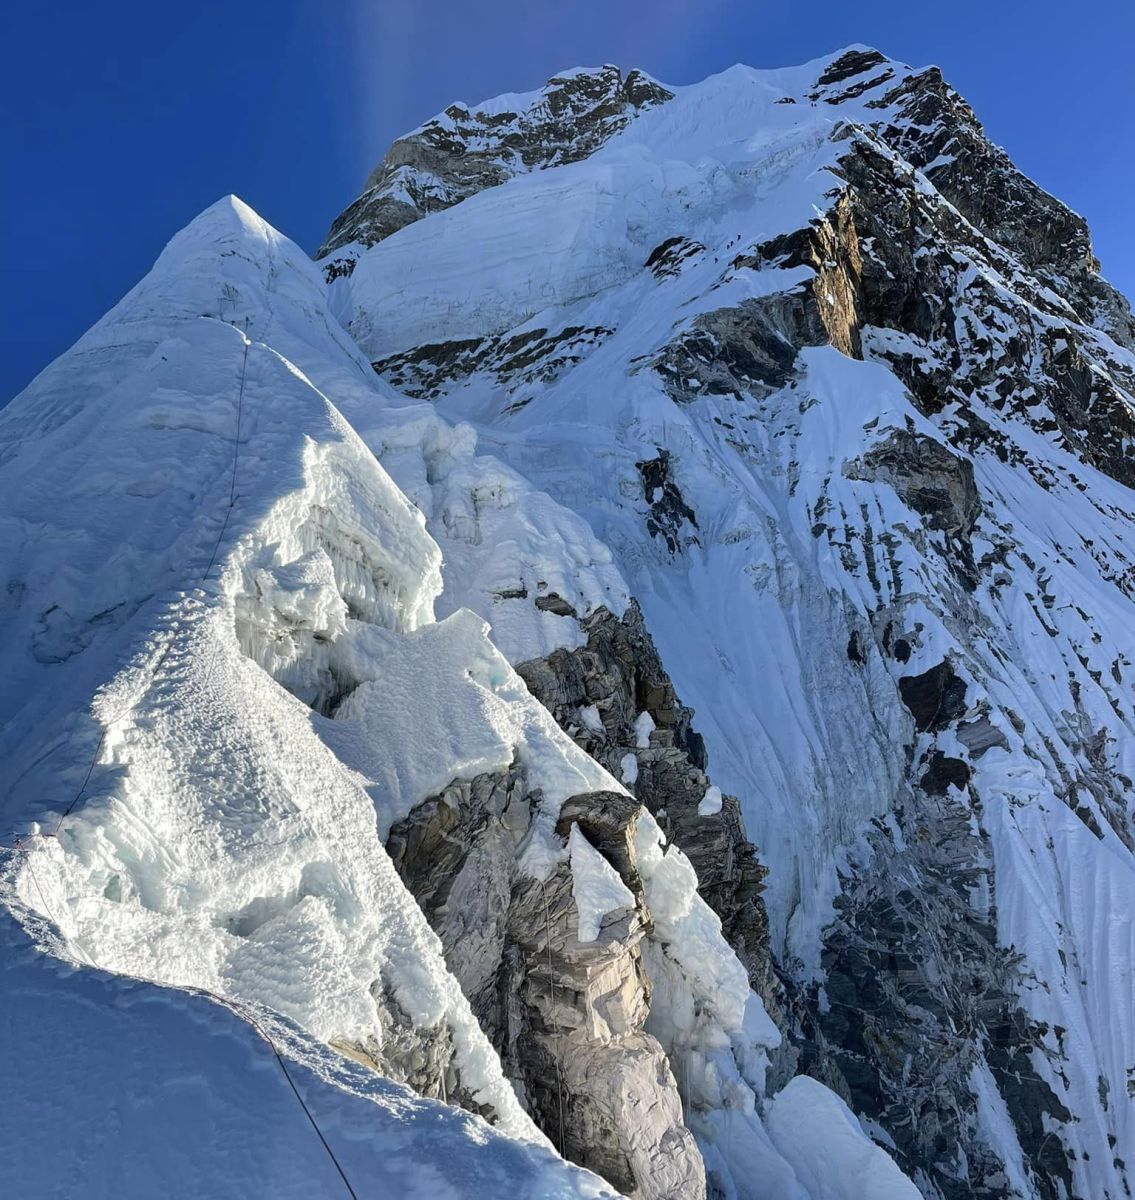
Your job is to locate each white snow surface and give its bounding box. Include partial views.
[0,181,921,1200]
[568,824,636,942]
[634,710,656,749]
[764,1077,923,1200]
[698,786,723,817]
[0,914,614,1200]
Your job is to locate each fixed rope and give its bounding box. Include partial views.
[1,322,360,1199]
[217,996,360,1200]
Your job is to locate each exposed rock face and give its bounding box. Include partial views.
[846,430,980,539]
[865,62,1135,350]
[634,454,701,556]
[372,324,614,403]
[324,42,1135,1200]
[897,660,968,734]
[837,129,1135,491]
[318,65,673,266]
[378,598,792,1196]
[649,196,865,409]
[799,786,1074,1200]
[385,763,705,1200]
[516,603,783,1037]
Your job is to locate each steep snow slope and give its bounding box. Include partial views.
[333,48,1135,1200]
[0,916,614,1200]
[0,193,919,1198]
[0,196,617,1196]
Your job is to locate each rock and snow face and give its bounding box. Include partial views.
[5,43,1134,1200]
[317,64,673,268]
[0,196,613,1197]
[328,47,1135,1200]
[0,183,909,1197]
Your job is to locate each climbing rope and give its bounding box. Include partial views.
[540,877,568,1157]
[212,994,360,1200]
[0,321,361,1200]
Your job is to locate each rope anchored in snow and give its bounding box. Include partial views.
[2,324,359,1199]
[210,994,361,1200]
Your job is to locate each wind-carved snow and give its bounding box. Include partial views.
[350,402,631,664]
[326,611,620,846]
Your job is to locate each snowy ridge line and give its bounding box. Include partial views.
[4,868,363,1199]
[0,323,364,1200]
[186,983,362,1200]
[1,319,251,854]
[16,849,93,968]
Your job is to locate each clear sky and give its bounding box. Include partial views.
[2,0,1132,401]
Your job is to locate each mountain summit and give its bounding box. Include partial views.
[3,46,1134,1200]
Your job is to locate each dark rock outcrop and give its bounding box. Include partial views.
[634,453,700,556]
[372,324,613,402]
[846,430,980,539]
[386,762,705,1200]
[799,787,1074,1200]
[517,603,782,1031]
[318,65,673,263]
[898,660,969,733]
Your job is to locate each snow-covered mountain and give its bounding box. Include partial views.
[3,45,1133,1200]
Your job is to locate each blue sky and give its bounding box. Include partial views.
[2,0,1132,401]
